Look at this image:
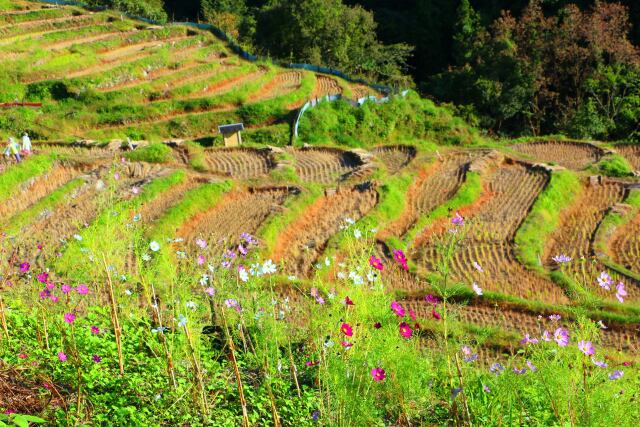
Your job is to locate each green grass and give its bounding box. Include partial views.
[124,143,173,163]
[514,170,582,272]
[0,154,57,203]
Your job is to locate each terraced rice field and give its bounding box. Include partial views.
[616,144,640,171]
[179,186,298,254]
[0,1,376,141]
[288,147,364,183]
[610,211,640,276]
[272,184,378,276]
[203,148,276,179]
[513,141,604,169]
[372,145,416,174]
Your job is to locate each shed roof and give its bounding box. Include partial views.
[218,123,244,134]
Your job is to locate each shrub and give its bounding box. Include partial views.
[598,155,634,177]
[124,143,172,163]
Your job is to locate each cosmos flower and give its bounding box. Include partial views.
[616,282,627,303]
[490,363,504,375]
[37,272,49,283]
[262,259,277,275]
[373,322,382,329]
[195,238,207,249]
[340,323,353,337]
[524,360,537,373]
[462,346,478,362]
[597,271,612,291]
[597,320,607,329]
[343,296,354,306]
[520,334,539,345]
[432,309,441,320]
[369,256,383,271]
[197,255,205,266]
[310,288,319,298]
[61,284,71,294]
[19,262,30,273]
[76,284,89,295]
[390,301,405,317]
[409,308,416,322]
[451,212,464,226]
[425,294,439,305]
[512,367,527,375]
[64,313,75,324]
[238,267,249,283]
[552,254,572,264]
[578,340,595,356]
[92,355,102,363]
[473,261,484,272]
[609,370,624,380]
[554,327,569,347]
[57,352,67,362]
[548,314,561,321]
[371,367,386,382]
[340,341,353,350]
[205,287,215,297]
[186,301,197,310]
[483,384,491,394]
[592,358,608,368]
[305,361,318,367]
[91,326,100,335]
[399,322,413,338]
[353,229,362,239]
[149,241,161,252]
[472,282,483,296]
[542,330,552,342]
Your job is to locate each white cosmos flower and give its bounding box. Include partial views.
[149,241,160,252]
[262,259,276,275]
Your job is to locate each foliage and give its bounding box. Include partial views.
[0,155,56,204]
[85,0,168,23]
[598,155,634,177]
[298,91,485,147]
[123,143,173,163]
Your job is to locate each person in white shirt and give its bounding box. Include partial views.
[22,132,31,154]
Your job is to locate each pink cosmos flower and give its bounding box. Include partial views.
[37,272,49,283]
[542,330,552,342]
[92,354,102,363]
[340,323,353,337]
[310,288,319,298]
[392,249,408,270]
[369,256,384,271]
[472,282,483,296]
[399,322,413,338]
[520,334,539,345]
[195,238,207,249]
[390,301,405,317]
[64,313,75,324]
[592,358,608,368]
[45,282,55,290]
[50,295,59,303]
[451,212,464,226]
[548,314,561,321]
[76,284,89,295]
[616,282,627,303]
[432,309,441,320]
[205,287,215,297]
[344,296,354,306]
[91,326,100,335]
[409,308,416,322]
[597,271,613,291]
[472,261,483,272]
[425,294,439,305]
[578,340,595,356]
[371,367,386,382]
[37,243,44,250]
[57,352,67,362]
[305,361,318,367]
[19,262,30,273]
[61,284,71,294]
[340,341,353,349]
[197,255,206,265]
[554,327,569,347]
[17,353,28,359]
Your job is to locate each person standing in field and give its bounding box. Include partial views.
[6,137,21,163]
[22,132,31,154]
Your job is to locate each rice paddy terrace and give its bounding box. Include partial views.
[2,0,640,363]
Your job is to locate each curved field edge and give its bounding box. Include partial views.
[0,154,58,203]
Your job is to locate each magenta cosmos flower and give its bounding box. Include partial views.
[451,212,464,226]
[19,262,30,273]
[578,340,595,356]
[91,326,100,335]
[399,322,413,338]
[37,272,49,283]
[57,352,67,362]
[64,313,75,324]
[343,296,354,306]
[340,323,353,337]
[369,256,384,271]
[371,367,386,382]
[390,301,405,317]
[554,327,569,347]
[392,249,408,270]
[92,355,102,363]
[76,284,89,295]
[425,294,439,305]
